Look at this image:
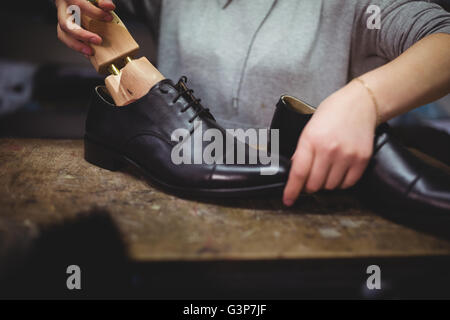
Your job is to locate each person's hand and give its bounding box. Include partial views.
[55,0,115,57]
[283,80,378,206]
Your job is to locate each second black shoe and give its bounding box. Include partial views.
[270,94,450,215]
[84,77,289,198]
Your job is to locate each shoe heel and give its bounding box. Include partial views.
[84,138,125,171]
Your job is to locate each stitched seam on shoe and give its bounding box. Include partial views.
[123,131,177,149]
[405,174,421,196]
[86,131,175,153]
[374,136,389,153]
[207,164,218,183]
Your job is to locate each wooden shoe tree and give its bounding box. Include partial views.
[82,0,165,106]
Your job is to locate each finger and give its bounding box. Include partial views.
[283,141,314,206]
[58,2,103,44]
[97,0,116,11]
[324,160,349,190]
[75,0,114,21]
[340,159,369,189]
[304,152,331,193]
[57,24,93,56]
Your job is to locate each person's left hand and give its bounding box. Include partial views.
[283,80,378,206]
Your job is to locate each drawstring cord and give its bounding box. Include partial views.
[233,0,279,110]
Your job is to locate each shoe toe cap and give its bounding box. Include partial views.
[209,155,290,190]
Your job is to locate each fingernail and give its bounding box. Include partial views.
[284,199,294,207]
[90,37,101,45]
[104,14,113,21]
[82,48,91,55]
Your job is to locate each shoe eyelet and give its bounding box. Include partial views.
[159,86,168,94]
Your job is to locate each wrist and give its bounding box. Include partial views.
[339,80,379,129]
[353,77,382,126]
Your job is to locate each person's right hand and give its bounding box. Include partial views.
[56,0,116,56]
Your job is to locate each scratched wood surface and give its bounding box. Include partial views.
[1,138,450,262]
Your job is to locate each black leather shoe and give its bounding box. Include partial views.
[84,77,289,198]
[270,94,450,214]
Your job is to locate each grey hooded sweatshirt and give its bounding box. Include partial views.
[117,0,450,129]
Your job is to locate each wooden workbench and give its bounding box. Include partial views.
[1,138,450,263]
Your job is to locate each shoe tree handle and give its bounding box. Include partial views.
[81,0,164,106]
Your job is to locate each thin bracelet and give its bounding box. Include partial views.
[354,77,381,126]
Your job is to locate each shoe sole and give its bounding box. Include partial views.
[84,137,285,199]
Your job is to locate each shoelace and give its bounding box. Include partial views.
[172,76,211,125]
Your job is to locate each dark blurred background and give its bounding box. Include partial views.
[0,1,449,162]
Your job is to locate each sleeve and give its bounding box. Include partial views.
[354,0,450,61]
